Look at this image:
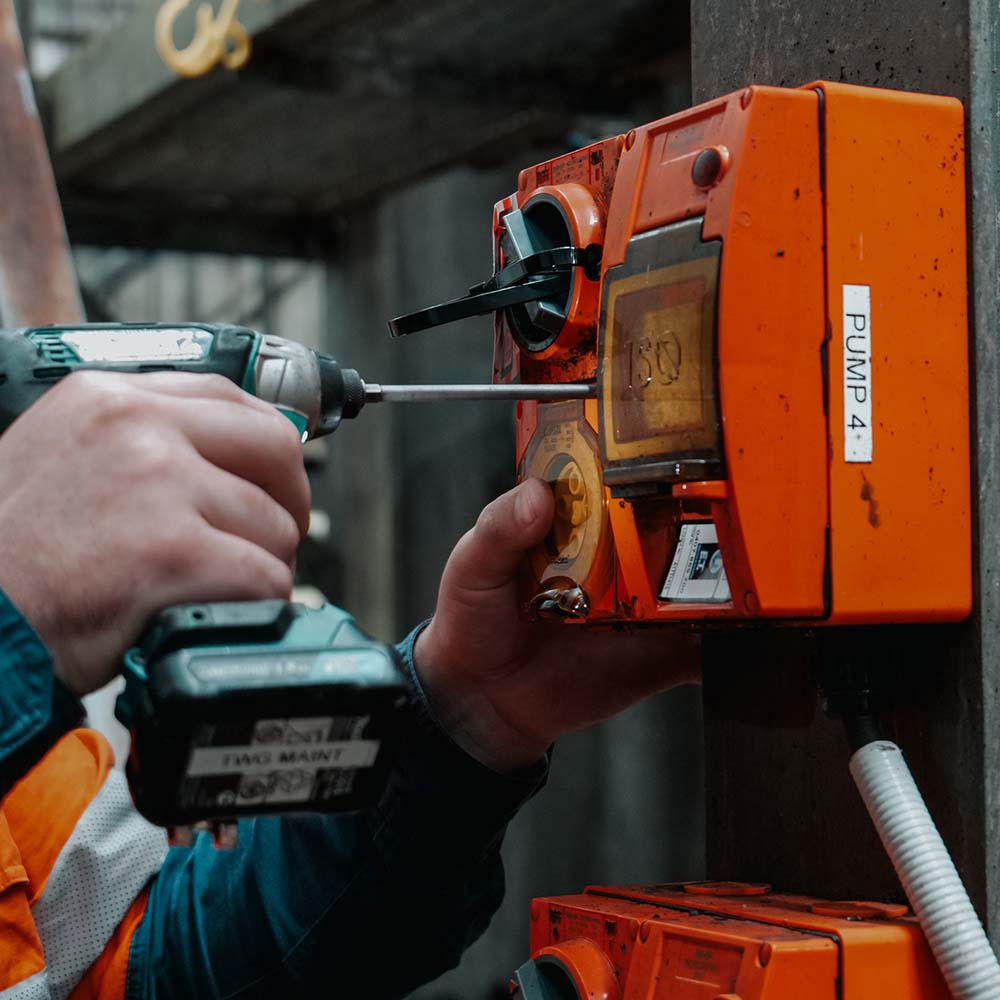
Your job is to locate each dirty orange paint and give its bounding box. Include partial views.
[523,883,949,999]
[494,82,971,626]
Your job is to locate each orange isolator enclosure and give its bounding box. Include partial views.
[493,82,970,626]
[517,882,949,999]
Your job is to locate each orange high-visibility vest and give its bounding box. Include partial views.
[0,730,167,999]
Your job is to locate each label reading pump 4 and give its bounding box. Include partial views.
[493,80,972,627]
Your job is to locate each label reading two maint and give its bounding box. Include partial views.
[843,284,872,463]
[182,715,378,807]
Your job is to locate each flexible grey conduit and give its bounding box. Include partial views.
[850,741,1000,999]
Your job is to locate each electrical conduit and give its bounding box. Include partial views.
[850,741,1000,999]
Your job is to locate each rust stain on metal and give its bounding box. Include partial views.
[0,0,83,326]
[860,474,880,529]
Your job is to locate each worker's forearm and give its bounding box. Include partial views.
[128,627,548,999]
[0,589,83,799]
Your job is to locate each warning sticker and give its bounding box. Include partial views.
[660,523,731,603]
[181,715,378,808]
[843,284,872,463]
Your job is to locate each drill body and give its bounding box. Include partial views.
[0,323,364,439]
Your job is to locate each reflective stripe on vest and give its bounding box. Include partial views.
[1,731,168,999]
[32,768,167,1000]
[0,970,50,1000]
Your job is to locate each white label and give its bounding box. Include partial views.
[62,327,211,363]
[186,739,380,778]
[843,284,872,463]
[189,650,389,685]
[185,716,374,806]
[660,523,731,603]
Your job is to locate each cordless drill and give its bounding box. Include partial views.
[0,323,592,827]
[0,324,406,825]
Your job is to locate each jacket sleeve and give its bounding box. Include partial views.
[0,590,84,799]
[127,626,548,1000]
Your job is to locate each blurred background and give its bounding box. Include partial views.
[17,1,703,992]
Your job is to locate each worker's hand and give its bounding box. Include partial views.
[414,478,701,773]
[0,371,310,695]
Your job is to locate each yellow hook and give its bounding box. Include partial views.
[156,0,252,79]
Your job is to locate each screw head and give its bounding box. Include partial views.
[692,146,728,188]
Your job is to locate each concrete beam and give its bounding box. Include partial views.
[63,193,342,259]
[42,0,334,156]
[38,0,681,256]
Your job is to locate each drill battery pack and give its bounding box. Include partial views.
[116,600,410,826]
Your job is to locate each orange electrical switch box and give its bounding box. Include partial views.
[491,82,970,626]
[516,883,949,999]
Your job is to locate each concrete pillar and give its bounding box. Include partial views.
[691,0,1000,934]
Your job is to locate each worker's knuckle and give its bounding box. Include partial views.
[475,499,505,541]
[275,508,302,560]
[268,410,303,452]
[139,521,201,579]
[247,557,293,598]
[49,371,129,420]
[56,369,114,398]
[269,559,294,595]
[79,381,142,430]
[452,527,477,560]
[199,372,244,401]
[127,430,184,480]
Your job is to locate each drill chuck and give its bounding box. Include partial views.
[317,356,365,435]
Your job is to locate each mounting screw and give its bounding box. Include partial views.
[692,145,730,189]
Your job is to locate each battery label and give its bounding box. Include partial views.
[188,649,391,686]
[843,284,873,463]
[660,523,731,603]
[181,715,378,809]
[186,740,379,776]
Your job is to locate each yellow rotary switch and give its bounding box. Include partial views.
[520,402,613,618]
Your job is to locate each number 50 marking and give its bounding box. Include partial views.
[627,331,682,397]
